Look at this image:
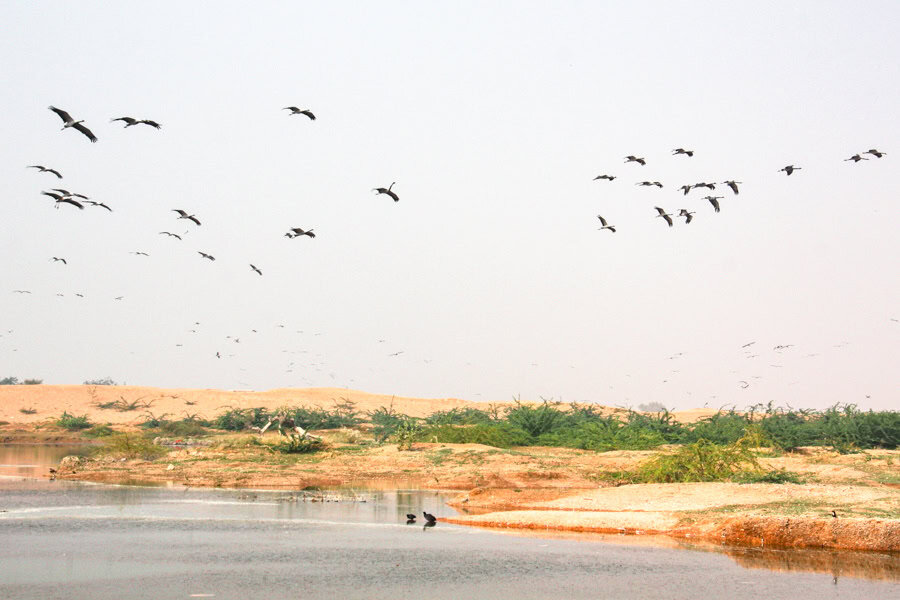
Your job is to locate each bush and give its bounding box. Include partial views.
[637,401,667,412]
[19,407,37,415]
[392,417,422,450]
[272,435,326,454]
[419,423,530,448]
[505,400,565,438]
[635,430,765,483]
[83,377,118,386]
[96,433,167,460]
[212,407,270,431]
[56,412,91,431]
[734,468,805,484]
[84,424,114,438]
[425,407,494,426]
[368,405,408,442]
[0,376,19,385]
[23,378,42,385]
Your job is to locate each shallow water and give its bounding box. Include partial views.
[0,449,897,599]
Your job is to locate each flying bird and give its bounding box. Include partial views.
[50,188,88,199]
[865,148,886,158]
[373,182,399,202]
[636,181,663,188]
[250,264,262,276]
[12,290,31,294]
[159,231,182,240]
[84,200,112,211]
[693,182,716,190]
[198,251,215,261]
[624,155,646,165]
[779,165,801,175]
[51,257,67,264]
[593,174,616,181]
[173,209,201,225]
[27,165,62,179]
[287,228,315,238]
[704,196,723,212]
[283,106,316,120]
[654,206,674,227]
[678,184,693,195]
[597,215,616,232]
[672,148,694,157]
[677,209,695,224]
[130,251,150,257]
[111,117,161,129]
[721,180,741,195]
[844,154,868,163]
[741,341,756,348]
[55,197,84,210]
[48,106,97,142]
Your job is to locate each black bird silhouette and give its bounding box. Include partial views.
[677,209,695,224]
[283,106,316,120]
[27,165,62,179]
[423,511,437,524]
[84,200,112,211]
[672,148,694,157]
[654,206,673,227]
[636,181,663,188]
[51,257,67,265]
[624,155,646,165]
[373,182,399,202]
[779,165,801,176]
[865,148,886,158]
[55,197,84,210]
[130,251,150,257]
[159,231,182,240]
[173,209,201,225]
[704,196,723,213]
[844,154,868,163]
[111,117,161,129]
[693,182,716,190]
[831,510,838,518]
[288,228,315,238]
[597,215,616,232]
[406,513,417,521]
[50,188,88,199]
[198,251,215,261]
[48,106,97,142]
[593,174,616,181]
[721,180,741,195]
[678,184,693,195]
[250,264,262,276]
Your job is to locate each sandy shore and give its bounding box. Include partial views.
[3,385,898,552]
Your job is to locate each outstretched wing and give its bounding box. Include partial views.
[49,106,73,124]
[597,215,608,227]
[139,120,161,129]
[112,117,137,125]
[72,122,97,142]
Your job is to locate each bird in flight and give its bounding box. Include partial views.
[198,251,215,261]
[159,231,182,240]
[388,351,404,357]
[636,181,663,188]
[844,153,868,163]
[624,155,646,165]
[250,264,263,276]
[48,106,97,142]
[12,290,31,294]
[741,341,756,348]
[51,257,67,264]
[27,165,62,179]
[111,117,161,129]
[50,188,88,199]
[677,209,695,224]
[678,184,693,195]
[42,192,84,210]
[283,106,316,120]
[173,209,201,225]
[865,148,886,158]
[287,227,315,238]
[84,201,112,211]
[693,182,716,191]
[597,215,616,232]
[654,206,674,227]
[704,196,723,213]
[373,182,399,202]
[593,174,616,181]
[130,251,150,257]
[721,180,741,195]
[672,148,694,157]
[779,165,801,176]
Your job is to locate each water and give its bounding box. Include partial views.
[0,448,897,599]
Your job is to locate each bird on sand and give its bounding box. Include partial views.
[373,182,399,202]
[405,513,417,523]
[779,165,801,175]
[654,206,674,227]
[597,215,616,232]
[48,106,97,142]
[27,165,62,179]
[283,106,316,120]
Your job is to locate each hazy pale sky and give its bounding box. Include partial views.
[1,1,897,410]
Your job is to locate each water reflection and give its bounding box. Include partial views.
[0,444,92,478]
[725,546,900,581]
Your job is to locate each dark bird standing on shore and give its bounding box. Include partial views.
[48,106,97,142]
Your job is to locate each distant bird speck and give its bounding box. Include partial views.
[779,165,801,176]
[672,148,694,157]
[283,106,316,120]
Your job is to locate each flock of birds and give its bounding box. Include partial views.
[592,148,886,233]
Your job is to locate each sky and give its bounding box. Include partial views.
[1,1,898,410]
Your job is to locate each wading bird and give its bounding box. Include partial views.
[624,155,646,165]
[678,209,695,224]
[111,117,161,129]
[721,180,741,195]
[593,174,616,181]
[373,182,399,202]
[636,181,663,188]
[84,201,112,211]
[597,215,616,232]
[672,148,694,157]
[287,228,315,238]
[654,206,674,227]
[779,165,801,175]
[423,511,437,524]
[173,209,201,225]
[51,257,67,264]
[865,148,886,158]
[844,153,868,163]
[704,196,723,212]
[27,165,62,179]
[283,106,316,120]
[250,264,262,276]
[159,231,182,240]
[198,251,215,261]
[48,106,97,142]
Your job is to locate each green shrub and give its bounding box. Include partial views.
[419,423,530,448]
[23,378,42,385]
[734,468,805,484]
[83,377,118,385]
[19,407,37,415]
[636,432,764,483]
[392,417,422,450]
[56,412,91,431]
[505,400,565,438]
[368,405,408,442]
[425,407,494,426]
[0,376,19,385]
[96,433,167,460]
[272,435,326,454]
[84,424,114,438]
[212,407,270,431]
